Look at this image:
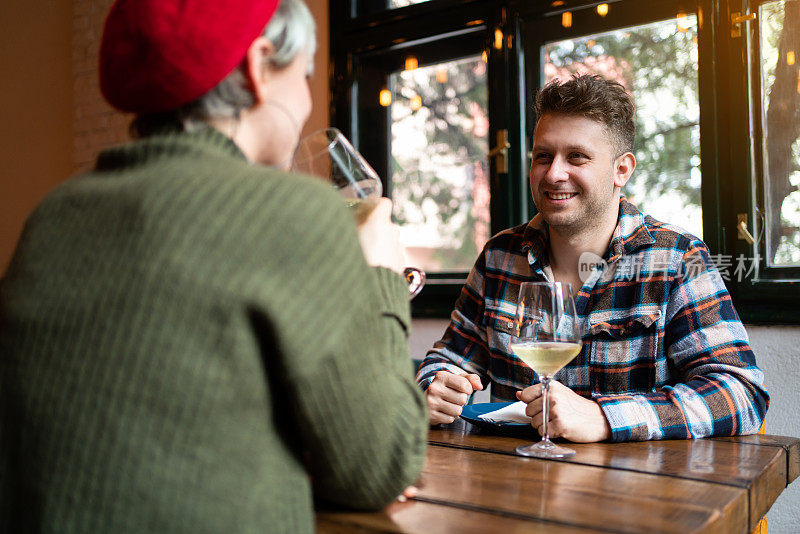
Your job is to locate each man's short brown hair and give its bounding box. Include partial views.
[535,74,635,156]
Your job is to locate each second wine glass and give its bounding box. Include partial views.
[511,281,582,458]
[291,128,425,298]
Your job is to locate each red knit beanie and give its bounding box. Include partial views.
[99,0,280,113]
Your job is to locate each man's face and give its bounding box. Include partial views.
[529,113,631,237]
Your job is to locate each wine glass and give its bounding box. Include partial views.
[291,128,425,298]
[511,281,582,458]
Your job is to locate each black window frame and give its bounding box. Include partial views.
[329,0,800,323]
[723,0,800,322]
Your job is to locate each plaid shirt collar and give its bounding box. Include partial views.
[519,197,656,270]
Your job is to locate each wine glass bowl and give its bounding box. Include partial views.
[291,128,426,298]
[512,281,582,458]
[292,128,382,196]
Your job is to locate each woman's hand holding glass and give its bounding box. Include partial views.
[291,128,425,298]
[355,197,407,274]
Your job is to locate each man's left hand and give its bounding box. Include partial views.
[516,380,612,443]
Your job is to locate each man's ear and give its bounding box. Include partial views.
[613,151,636,188]
[243,36,275,103]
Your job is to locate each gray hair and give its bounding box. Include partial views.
[130,0,316,138]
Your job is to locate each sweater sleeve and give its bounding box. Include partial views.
[241,176,428,509]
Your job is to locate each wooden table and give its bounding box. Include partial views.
[318,420,799,533]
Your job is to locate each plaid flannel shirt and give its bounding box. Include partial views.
[416,198,769,441]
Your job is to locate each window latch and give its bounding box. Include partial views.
[737,213,756,245]
[731,11,757,38]
[488,129,510,174]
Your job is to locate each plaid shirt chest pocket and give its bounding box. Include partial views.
[586,307,664,394]
[483,306,535,392]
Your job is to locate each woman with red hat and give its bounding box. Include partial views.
[0,0,427,532]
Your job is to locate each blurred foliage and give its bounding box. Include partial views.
[390,57,489,272]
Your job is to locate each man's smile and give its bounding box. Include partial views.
[544,191,578,201]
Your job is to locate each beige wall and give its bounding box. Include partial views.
[0,0,329,273]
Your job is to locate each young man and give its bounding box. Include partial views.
[417,74,768,443]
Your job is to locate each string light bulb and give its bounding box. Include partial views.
[788,51,796,66]
[562,11,573,28]
[379,89,392,107]
[404,56,418,71]
[596,4,609,16]
[676,12,689,33]
[494,28,503,50]
[410,95,422,111]
[436,65,448,83]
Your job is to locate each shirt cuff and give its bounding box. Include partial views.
[595,395,654,442]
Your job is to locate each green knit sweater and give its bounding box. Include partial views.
[0,127,428,533]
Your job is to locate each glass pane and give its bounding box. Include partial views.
[758,0,800,266]
[357,0,430,15]
[389,56,490,273]
[389,0,429,6]
[542,16,702,239]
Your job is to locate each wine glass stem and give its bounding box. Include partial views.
[541,375,551,445]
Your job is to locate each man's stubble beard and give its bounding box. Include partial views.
[541,184,620,240]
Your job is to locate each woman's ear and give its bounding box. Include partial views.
[613,151,636,188]
[243,36,275,103]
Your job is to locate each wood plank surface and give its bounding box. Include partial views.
[429,424,785,487]
[316,425,799,533]
[418,445,748,533]
[430,423,794,531]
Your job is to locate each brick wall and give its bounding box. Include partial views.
[72,0,130,172]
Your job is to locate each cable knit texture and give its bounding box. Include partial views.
[0,126,427,533]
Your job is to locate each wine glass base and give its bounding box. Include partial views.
[516,441,575,459]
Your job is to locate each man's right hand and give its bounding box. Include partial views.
[425,370,483,425]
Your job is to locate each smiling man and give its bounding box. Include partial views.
[416,74,768,443]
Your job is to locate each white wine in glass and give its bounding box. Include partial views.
[509,341,582,377]
[512,281,582,458]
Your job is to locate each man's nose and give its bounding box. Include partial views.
[544,156,569,182]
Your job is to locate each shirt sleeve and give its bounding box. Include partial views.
[415,249,491,391]
[595,242,769,442]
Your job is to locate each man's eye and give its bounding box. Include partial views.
[534,153,552,162]
[569,152,588,160]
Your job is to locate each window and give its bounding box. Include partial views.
[722,0,800,322]
[390,55,490,273]
[754,0,800,267]
[330,0,800,323]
